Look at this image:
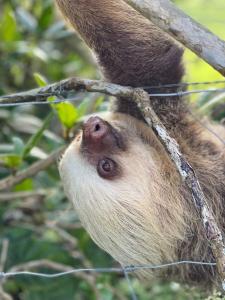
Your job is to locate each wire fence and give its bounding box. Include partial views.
[1,79,225,149]
[0,261,217,300]
[0,261,217,279]
[0,79,225,299]
[0,80,225,107]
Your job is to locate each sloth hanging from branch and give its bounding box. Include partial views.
[56,0,225,289]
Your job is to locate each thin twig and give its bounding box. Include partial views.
[0,190,49,202]
[0,240,9,273]
[0,290,13,300]
[46,223,78,248]
[0,146,66,191]
[124,0,225,76]
[0,240,12,300]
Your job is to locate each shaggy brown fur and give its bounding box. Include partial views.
[56,0,184,121]
[56,0,225,288]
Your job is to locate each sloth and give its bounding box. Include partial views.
[56,0,225,288]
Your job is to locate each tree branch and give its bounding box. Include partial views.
[124,0,225,77]
[0,190,49,202]
[0,78,133,105]
[133,89,225,290]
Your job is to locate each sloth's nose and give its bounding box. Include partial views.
[83,116,109,143]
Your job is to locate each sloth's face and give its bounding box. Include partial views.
[59,113,186,272]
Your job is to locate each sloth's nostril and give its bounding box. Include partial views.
[94,123,101,132]
[83,117,109,144]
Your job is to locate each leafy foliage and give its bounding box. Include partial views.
[0,0,225,299]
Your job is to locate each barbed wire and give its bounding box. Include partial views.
[142,79,225,89]
[0,96,82,107]
[0,261,216,280]
[1,81,225,161]
[0,87,225,108]
[0,261,216,300]
[123,268,138,300]
[144,88,225,97]
[0,80,225,107]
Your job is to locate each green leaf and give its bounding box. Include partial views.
[33,72,48,87]
[14,178,34,192]
[38,3,54,30]
[54,102,79,129]
[0,154,22,168]
[0,6,19,42]
[22,112,54,159]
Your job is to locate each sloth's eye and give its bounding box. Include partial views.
[97,158,117,179]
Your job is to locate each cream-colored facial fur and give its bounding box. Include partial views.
[59,113,188,277]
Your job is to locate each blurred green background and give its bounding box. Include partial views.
[0,0,225,299]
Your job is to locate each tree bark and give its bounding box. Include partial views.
[125,0,225,77]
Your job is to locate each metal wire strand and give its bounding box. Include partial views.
[0,261,216,280]
[1,87,225,108]
[142,79,225,89]
[123,267,138,300]
[0,261,216,300]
